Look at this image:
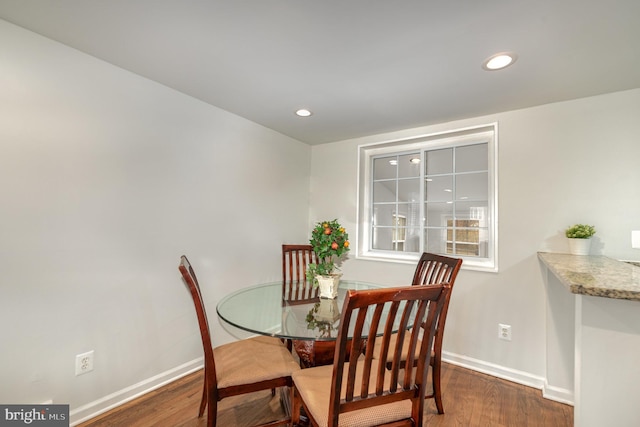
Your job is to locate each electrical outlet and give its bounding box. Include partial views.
[498,324,512,341]
[632,230,640,249]
[75,350,94,376]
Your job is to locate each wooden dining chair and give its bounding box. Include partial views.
[282,244,319,301]
[371,252,462,414]
[282,244,320,357]
[291,284,450,427]
[178,255,300,427]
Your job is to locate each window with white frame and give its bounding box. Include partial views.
[356,124,498,272]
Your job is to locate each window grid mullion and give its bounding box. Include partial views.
[394,156,400,251]
[452,146,457,255]
[419,150,425,254]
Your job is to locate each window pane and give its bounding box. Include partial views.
[456,143,488,173]
[454,201,489,223]
[425,148,452,175]
[372,204,396,227]
[449,241,481,256]
[373,156,397,180]
[449,203,489,257]
[398,153,421,178]
[373,181,396,203]
[403,227,421,252]
[425,202,452,227]
[394,202,419,218]
[447,219,480,256]
[425,228,446,253]
[398,178,420,203]
[425,176,453,202]
[393,213,407,240]
[372,227,394,250]
[456,172,488,200]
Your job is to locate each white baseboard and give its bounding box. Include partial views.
[70,351,574,425]
[542,381,575,406]
[69,357,204,426]
[442,351,574,406]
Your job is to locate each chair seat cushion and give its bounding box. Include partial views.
[292,360,412,427]
[214,335,300,388]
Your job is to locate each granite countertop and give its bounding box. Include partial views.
[538,252,640,302]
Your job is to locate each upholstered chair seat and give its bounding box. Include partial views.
[213,335,300,389]
[292,360,412,427]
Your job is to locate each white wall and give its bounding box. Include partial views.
[311,88,640,392]
[3,14,639,423]
[0,19,311,423]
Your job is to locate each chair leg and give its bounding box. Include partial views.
[432,359,444,414]
[199,375,208,417]
[207,397,217,427]
[291,385,301,426]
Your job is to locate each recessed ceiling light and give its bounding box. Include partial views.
[409,157,421,164]
[389,159,398,166]
[482,52,517,71]
[295,109,312,117]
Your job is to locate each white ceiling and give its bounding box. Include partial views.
[1,0,639,145]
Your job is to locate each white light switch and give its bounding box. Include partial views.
[632,230,640,249]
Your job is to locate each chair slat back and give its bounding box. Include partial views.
[412,252,462,287]
[179,255,218,390]
[282,244,319,301]
[411,252,462,343]
[329,284,450,426]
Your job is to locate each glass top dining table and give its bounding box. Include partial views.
[216,280,385,342]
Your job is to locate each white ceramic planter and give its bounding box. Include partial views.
[316,273,341,299]
[316,299,340,322]
[568,238,592,255]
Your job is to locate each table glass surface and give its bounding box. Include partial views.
[217,280,397,341]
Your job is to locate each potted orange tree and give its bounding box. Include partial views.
[305,219,350,299]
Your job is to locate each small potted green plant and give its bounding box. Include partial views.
[565,224,596,255]
[306,219,350,298]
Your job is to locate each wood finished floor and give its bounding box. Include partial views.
[78,362,573,427]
